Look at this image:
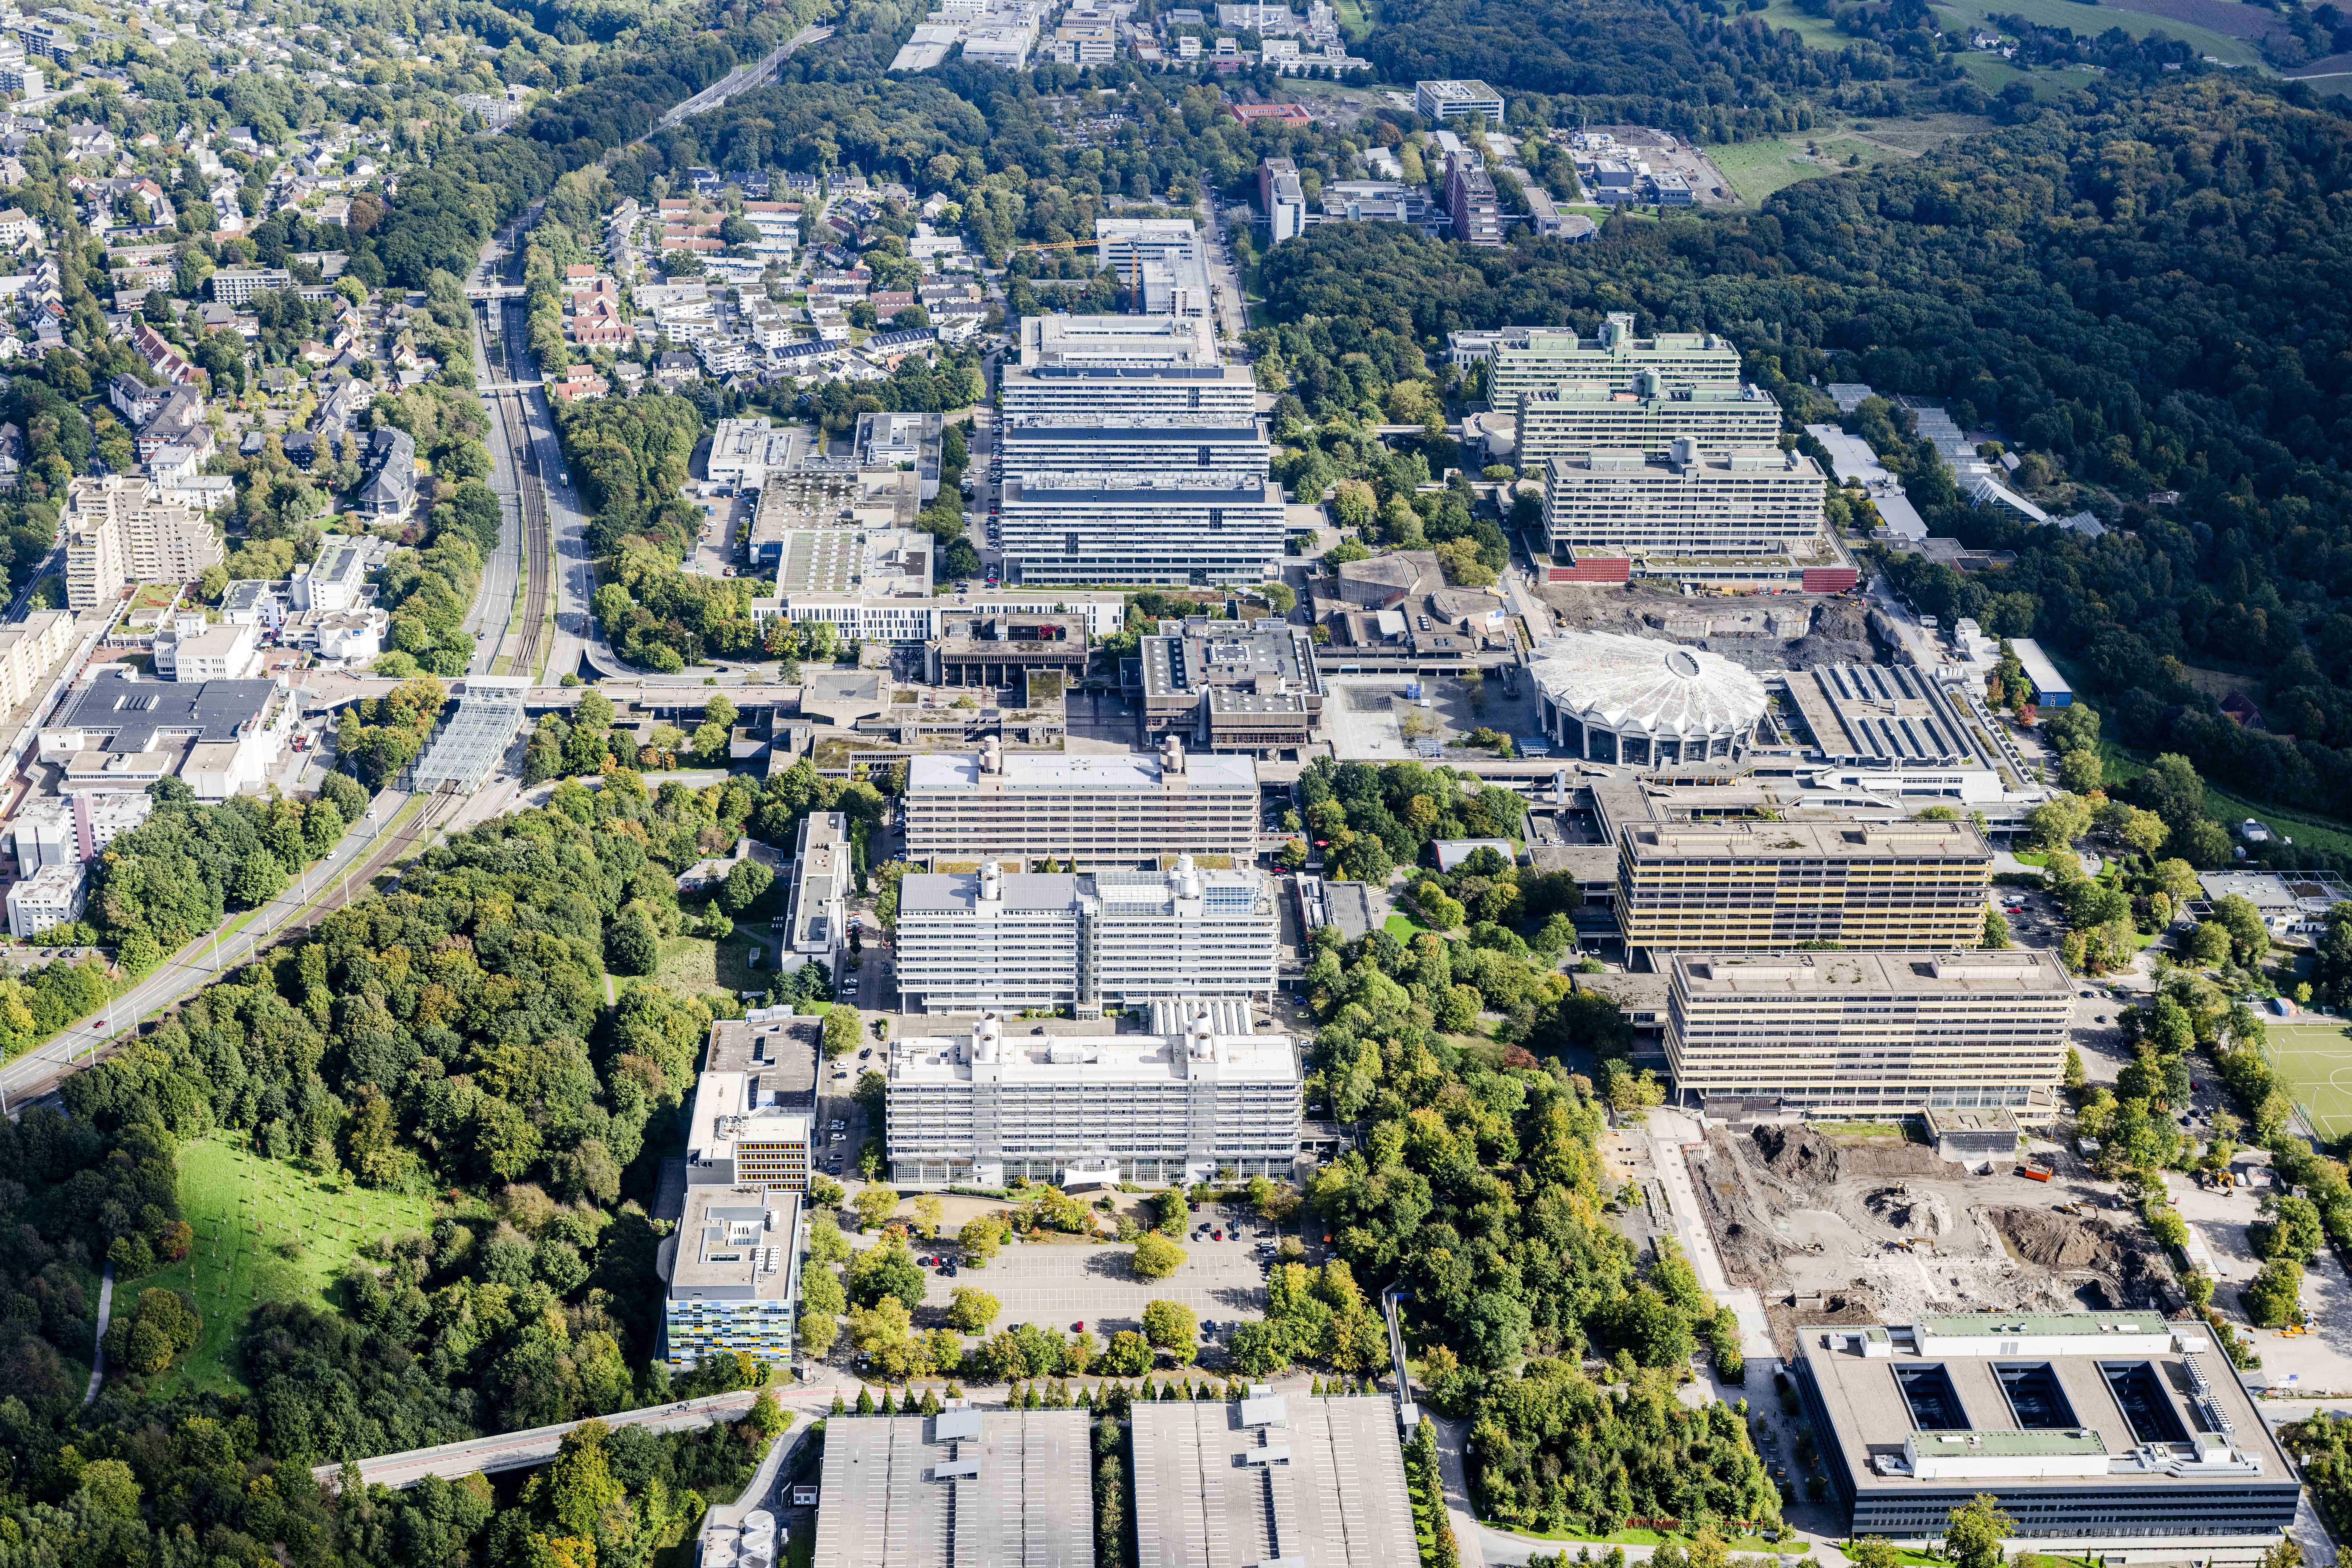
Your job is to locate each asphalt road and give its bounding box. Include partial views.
[309,1388,774,1489]
[0,790,426,1112]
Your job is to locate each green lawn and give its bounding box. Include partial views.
[653,931,771,1000]
[1931,0,2269,64]
[1384,913,1434,940]
[1704,136,1904,205]
[2263,1017,2352,1142]
[1949,51,2104,98]
[140,1139,442,1394]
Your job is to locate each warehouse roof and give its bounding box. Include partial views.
[1129,1396,1418,1568]
[811,1411,1093,1568]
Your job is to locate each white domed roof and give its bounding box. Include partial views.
[1530,631,1766,738]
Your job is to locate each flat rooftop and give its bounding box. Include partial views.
[811,1410,1093,1568]
[908,752,1258,795]
[889,1027,1298,1088]
[1672,951,2070,999]
[902,865,1273,918]
[1142,619,1319,705]
[1130,1395,1419,1568]
[1784,664,1984,769]
[54,669,278,751]
[1624,818,1991,862]
[1020,312,1220,369]
[704,1011,821,1100]
[670,1185,799,1300]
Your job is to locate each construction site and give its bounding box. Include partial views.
[1691,1124,2187,1353]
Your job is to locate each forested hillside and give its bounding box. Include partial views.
[1259,80,2352,829]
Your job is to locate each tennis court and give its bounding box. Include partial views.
[2264,1016,2352,1140]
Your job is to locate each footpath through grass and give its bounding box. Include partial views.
[141,1138,442,1394]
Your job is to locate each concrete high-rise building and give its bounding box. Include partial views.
[1665,950,2073,1118]
[996,468,1284,586]
[63,476,221,607]
[1544,442,1826,558]
[1445,152,1504,246]
[663,1185,802,1368]
[683,1010,819,1190]
[902,737,1258,868]
[996,416,1270,477]
[1516,378,1782,462]
[1475,314,1744,404]
[1616,817,1993,954]
[1259,156,1308,244]
[884,1007,1301,1186]
[896,858,1279,1014]
[1002,315,1254,421]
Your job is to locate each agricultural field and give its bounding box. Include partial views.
[140,1138,442,1393]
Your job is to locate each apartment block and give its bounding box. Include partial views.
[1616,817,1993,954]
[63,476,221,606]
[997,468,1283,586]
[1544,442,1826,558]
[896,857,1278,1014]
[902,736,1257,868]
[663,1185,802,1368]
[884,1008,1300,1186]
[1476,313,1745,403]
[0,609,75,708]
[1665,951,2073,1118]
[1445,153,1504,247]
[1516,378,1782,462]
[6,860,83,937]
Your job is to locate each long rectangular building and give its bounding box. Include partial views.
[996,416,1270,476]
[1796,1313,2297,1563]
[997,469,1284,586]
[1130,1394,1419,1568]
[683,1009,820,1189]
[1617,817,1992,953]
[902,738,1257,867]
[813,1410,1093,1568]
[885,1010,1301,1186]
[1517,379,1782,462]
[1665,950,2072,1118]
[1003,314,1255,421]
[896,858,1278,1014]
[1544,443,1825,558]
[1483,313,1744,403]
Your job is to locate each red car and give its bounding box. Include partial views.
[1073,1320,1086,1333]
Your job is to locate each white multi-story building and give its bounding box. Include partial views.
[10,790,152,874]
[1544,442,1826,557]
[898,857,1279,1014]
[1666,950,2072,1119]
[996,415,1269,476]
[684,1010,819,1191]
[998,468,1284,586]
[885,1007,1301,1186]
[1096,218,1215,319]
[1001,314,1254,421]
[63,476,221,607]
[1415,78,1505,122]
[0,609,76,708]
[6,859,83,937]
[1517,379,1783,462]
[663,1185,802,1369]
[903,736,1257,867]
[291,537,369,610]
[1470,314,1745,403]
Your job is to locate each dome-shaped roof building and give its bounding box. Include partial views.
[1528,631,1766,766]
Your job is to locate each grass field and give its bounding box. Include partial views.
[141,1139,442,1393]
[1705,136,1902,205]
[2263,1016,2352,1141]
[1931,0,2269,63]
[654,931,769,1000]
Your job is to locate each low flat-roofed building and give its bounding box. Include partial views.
[812,1409,1093,1568]
[1795,1312,2298,1562]
[1666,950,2071,1120]
[1130,1393,1418,1568]
[663,1184,802,1367]
[886,1008,1300,1186]
[853,409,943,500]
[685,1007,819,1190]
[2010,636,2073,707]
[903,736,1257,868]
[2195,869,2352,939]
[1783,663,1986,770]
[749,470,920,565]
[1140,616,1323,753]
[1618,816,1992,954]
[40,668,289,799]
[927,610,1092,689]
[897,856,1278,1015]
[705,416,813,489]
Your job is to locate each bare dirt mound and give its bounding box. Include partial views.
[1988,1206,2186,1312]
[1864,1185,1952,1236]
[1750,1124,1948,1189]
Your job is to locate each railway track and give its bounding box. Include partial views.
[475,294,552,679]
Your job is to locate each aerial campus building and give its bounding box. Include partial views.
[1515,378,1782,463]
[1795,1312,2298,1563]
[663,1184,802,1368]
[995,468,1285,586]
[1129,1392,1420,1568]
[811,1409,1093,1568]
[883,1004,1301,1187]
[1527,630,1766,765]
[894,857,1279,1015]
[902,736,1258,868]
[1001,314,1255,420]
[683,1009,820,1191]
[1616,816,1994,955]
[1470,314,1745,404]
[1542,443,1827,559]
[1665,950,2074,1119]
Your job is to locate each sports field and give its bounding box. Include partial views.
[2263,1016,2352,1141]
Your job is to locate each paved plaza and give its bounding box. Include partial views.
[919,1235,1270,1334]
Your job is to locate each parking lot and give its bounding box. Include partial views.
[918,1231,1271,1337]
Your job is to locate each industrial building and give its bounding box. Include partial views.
[1543,443,1827,558]
[1616,817,1993,954]
[1664,950,2073,1118]
[1473,314,1745,403]
[1515,378,1782,461]
[995,469,1285,587]
[663,1185,802,1367]
[1139,617,1324,752]
[884,1006,1301,1186]
[811,1410,1093,1568]
[1129,1393,1419,1568]
[1527,631,1766,765]
[684,1009,820,1190]
[1795,1312,2298,1562]
[902,738,1258,868]
[895,858,1279,1014]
